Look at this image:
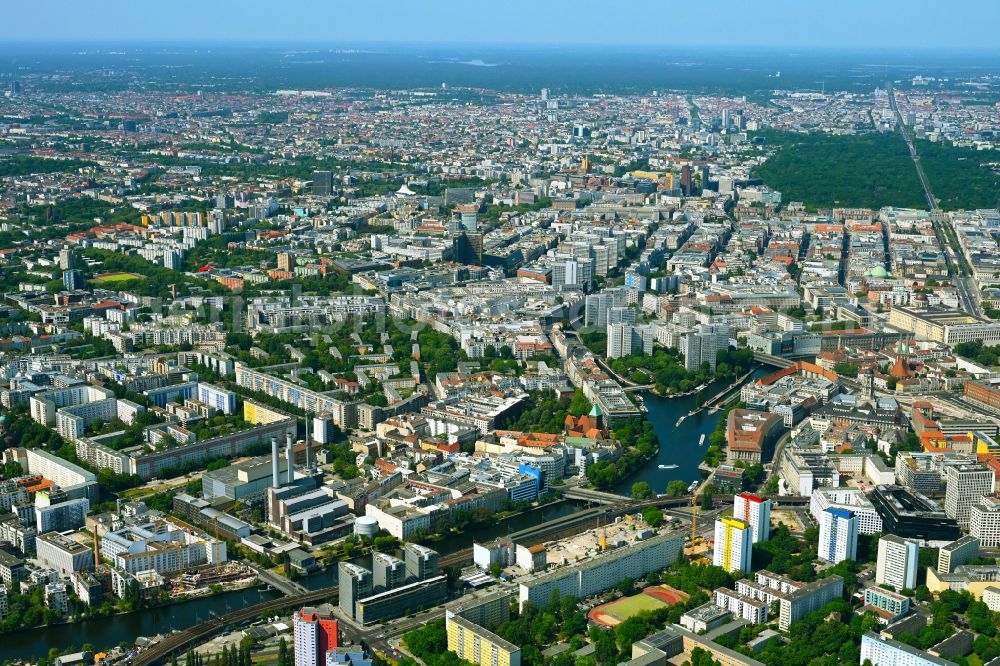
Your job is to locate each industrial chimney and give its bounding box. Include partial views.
[271,436,280,488]
[304,416,314,471]
[286,432,294,484]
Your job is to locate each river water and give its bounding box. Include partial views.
[5,367,771,662]
[612,366,773,495]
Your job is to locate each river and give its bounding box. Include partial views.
[0,586,282,664]
[612,366,773,495]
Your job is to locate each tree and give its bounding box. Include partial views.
[276,638,288,666]
[617,577,635,595]
[642,507,664,528]
[667,480,689,496]
[631,481,654,500]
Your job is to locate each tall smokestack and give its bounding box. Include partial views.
[271,436,280,488]
[305,416,314,470]
[286,432,294,484]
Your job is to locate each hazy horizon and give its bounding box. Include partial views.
[5,0,1000,51]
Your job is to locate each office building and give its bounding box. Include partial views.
[818,508,857,564]
[713,517,752,574]
[938,536,980,574]
[293,607,338,666]
[36,498,90,533]
[447,612,521,666]
[870,485,960,543]
[372,552,405,592]
[733,493,771,543]
[312,170,333,197]
[338,562,372,620]
[354,575,447,625]
[36,532,94,576]
[860,633,951,666]
[453,232,484,266]
[971,495,1000,547]
[404,543,439,582]
[945,464,994,528]
[876,535,919,592]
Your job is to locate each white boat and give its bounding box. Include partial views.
[658,464,678,470]
[698,434,706,447]
[688,480,700,493]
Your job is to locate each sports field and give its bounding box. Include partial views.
[588,585,687,626]
[93,272,145,283]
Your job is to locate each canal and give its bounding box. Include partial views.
[5,366,773,661]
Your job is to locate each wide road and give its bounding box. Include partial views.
[887,86,937,211]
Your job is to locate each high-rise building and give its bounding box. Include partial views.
[818,508,858,564]
[733,493,771,544]
[606,323,654,359]
[937,535,980,574]
[945,464,994,528]
[875,534,919,591]
[713,517,752,574]
[338,562,372,620]
[277,253,296,272]
[453,232,484,266]
[372,552,406,592]
[163,250,183,270]
[680,324,729,372]
[293,606,339,666]
[62,270,84,291]
[312,170,333,197]
[58,248,75,271]
[404,543,439,582]
[680,164,693,195]
[970,495,1000,547]
[540,88,549,102]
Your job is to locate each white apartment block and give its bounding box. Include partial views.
[970,496,1000,547]
[876,535,919,592]
[809,486,883,535]
[818,508,858,564]
[733,493,771,543]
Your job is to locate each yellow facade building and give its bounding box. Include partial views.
[446,612,521,666]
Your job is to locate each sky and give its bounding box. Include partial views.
[6,0,1000,50]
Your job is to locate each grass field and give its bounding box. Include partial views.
[93,271,146,283]
[589,585,686,626]
[603,593,665,620]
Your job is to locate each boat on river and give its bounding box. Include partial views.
[698,434,706,447]
[658,464,679,470]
